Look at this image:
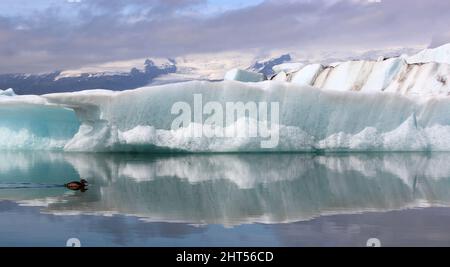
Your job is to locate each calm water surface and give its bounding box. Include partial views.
[1,152,450,247]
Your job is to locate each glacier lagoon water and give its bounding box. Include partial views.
[2,152,450,246]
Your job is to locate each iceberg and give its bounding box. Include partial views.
[291,64,323,86]
[0,88,16,96]
[407,43,450,65]
[0,91,79,150]
[277,57,450,96]
[224,68,265,82]
[272,71,287,81]
[0,80,449,152]
[272,63,304,74]
[271,43,450,96]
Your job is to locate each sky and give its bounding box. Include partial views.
[0,0,449,73]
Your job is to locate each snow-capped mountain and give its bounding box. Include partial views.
[247,54,292,77]
[0,59,177,95]
[151,51,274,85]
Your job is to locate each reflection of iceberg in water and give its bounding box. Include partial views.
[1,152,450,225]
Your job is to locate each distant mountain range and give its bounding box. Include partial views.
[248,54,292,77]
[0,54,293,95]
[0,59,177,95]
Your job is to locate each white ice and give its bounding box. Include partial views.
[407,43,450,65]
[0,80,449,152]
[224,68,265,82]
[0,88,16,96]
[272,62,304,74]
[269,43,450,96]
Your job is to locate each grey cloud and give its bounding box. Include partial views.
[430,31,450,49]
[79,0,206,18]
[0,0,449,73]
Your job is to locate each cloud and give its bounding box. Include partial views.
[429,31,450,49]
[0,0,449,73]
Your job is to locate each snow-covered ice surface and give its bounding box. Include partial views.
[271,43,450,96]
[272,63,304,74]
[224,68,265,82]
[407,43,450,65]
[291,64,323,86]
[1,43,450,153]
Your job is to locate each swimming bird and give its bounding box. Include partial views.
[64,179,88,192]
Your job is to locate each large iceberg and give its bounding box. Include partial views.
[407,43,450,65]
[272,43,450,96]
[0,80,450,152]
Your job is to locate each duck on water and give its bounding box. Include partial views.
[64,179,88,192]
